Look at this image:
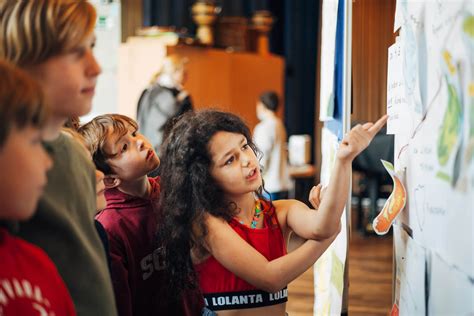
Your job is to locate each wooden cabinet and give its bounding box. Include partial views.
[168,45,284,130]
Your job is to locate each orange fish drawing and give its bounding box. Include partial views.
[373,160,407,235]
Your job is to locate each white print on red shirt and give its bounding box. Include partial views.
[140,246,166,280]
[0,278,55,316]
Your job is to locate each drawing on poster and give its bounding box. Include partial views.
[400,1,425,117]
[460,14,474,186]
[436,50,464,184]
[392,2,474,315]
[468,81,474,165]
[330,250,344,296]
[412,184,426,232]
[373,160,407,235]
[434,11,474,188]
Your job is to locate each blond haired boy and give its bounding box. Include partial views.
[79,114,204,316]
[0,1,116,314]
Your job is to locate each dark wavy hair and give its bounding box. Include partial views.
[158,110,266,298]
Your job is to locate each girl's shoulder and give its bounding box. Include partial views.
[272,198,308,212]
[272,198,298,213]
[270,199,305,236]
[204,213,234,237]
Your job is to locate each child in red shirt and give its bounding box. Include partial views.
[0,61,75,315]
[79,114,204,316]
[158,110,387,315]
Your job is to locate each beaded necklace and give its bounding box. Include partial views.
[238,200,263,229]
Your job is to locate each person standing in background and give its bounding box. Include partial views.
[137,55,193,155]
[253,91,292,200]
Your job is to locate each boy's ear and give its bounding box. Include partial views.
[104,175,121,189]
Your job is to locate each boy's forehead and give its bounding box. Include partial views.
[105,126,122,144]
[103,123,133,149]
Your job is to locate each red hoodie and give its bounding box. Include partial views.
[96,177,203,316]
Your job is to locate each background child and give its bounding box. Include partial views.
[0,1,116,314]
[158,110,387,315]
[62,127,111,269]
[62,127,107,212]
[253,91,292,200]
[0,60,75,315]
[137,54,194,154]
[79,114,204,316]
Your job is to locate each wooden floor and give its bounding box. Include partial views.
[347,232,393,315]
[286,229,393,315]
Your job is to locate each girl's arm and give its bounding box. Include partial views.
[278,116,388,240]
[205,214,340,293]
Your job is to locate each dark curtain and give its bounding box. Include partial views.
[142,0,265,29]
[281,0,318,164]
[143,0,319,163]
[143,0,196,34]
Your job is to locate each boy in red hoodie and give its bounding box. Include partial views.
[79,114,203,316]
[0,61,75,315]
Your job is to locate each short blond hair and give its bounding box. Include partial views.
[0,0,96,66]
[0,60,49,146]
[149,54,188,84]
[78,114,139,175]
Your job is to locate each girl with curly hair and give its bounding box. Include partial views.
[158,110,387,315]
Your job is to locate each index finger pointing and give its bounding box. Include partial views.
[362,122,374,130]
[368,115,388,135]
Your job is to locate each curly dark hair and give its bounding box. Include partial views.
[158,110,266,298]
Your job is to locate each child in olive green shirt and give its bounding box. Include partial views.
[0,1,116,315]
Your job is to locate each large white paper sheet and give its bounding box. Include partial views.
[313,127,347,316]
[391,1,474,314]
[398,228,426,316]
[428,251,474,315]
[393,224,426,315]
[387,39,409,135]
[319,0,339,121]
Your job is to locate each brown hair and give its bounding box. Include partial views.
[149,54,188,84]
[64,116,81,130]
[62,127,87,148]
[259,91,279,112]
[0,0,97,66]
[0,60,49,147]
[78,114,138,175]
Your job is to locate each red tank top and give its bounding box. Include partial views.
[195,200,288,311]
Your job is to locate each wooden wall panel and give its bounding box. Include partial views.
[314,0,396,178]
[352,0,397,123]
[168,45,285,131]
[120,0,143,42]
[314,0,323,182]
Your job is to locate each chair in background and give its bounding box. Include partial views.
[352,126,394,235]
